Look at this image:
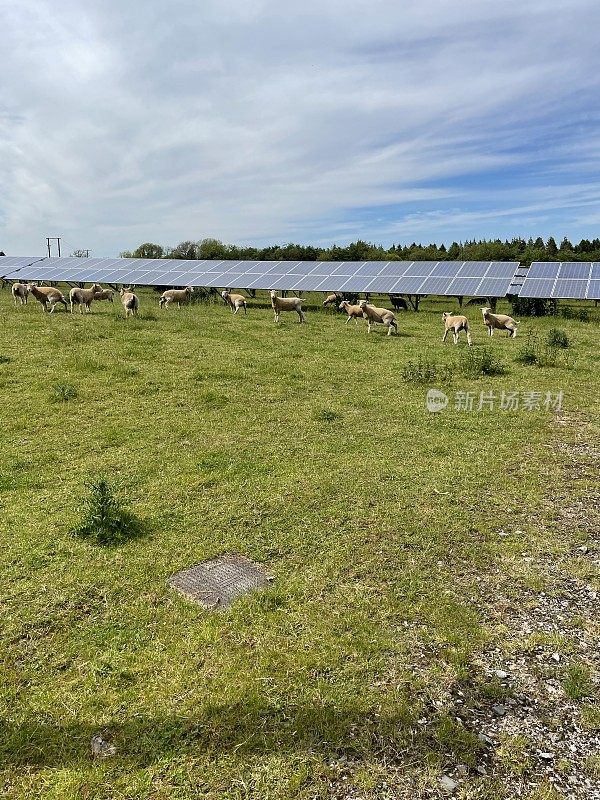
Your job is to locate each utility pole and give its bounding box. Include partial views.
[46,237,61,257]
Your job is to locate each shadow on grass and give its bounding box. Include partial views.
[0,699,481,768]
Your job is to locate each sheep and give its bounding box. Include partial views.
[442,312,472,345]
[120,288,139,318]
[481,307,518,338]
[221,290,247,315]
[388,294,408,311]
[92,287,114,303]
[26,283,68,312]
[159,286,194,309]
[323,292,341,308]
[11,282,30,305]
[338,300,364,325]
[69,283,102,314]
[359,300,397,336]
[270,290,306,323]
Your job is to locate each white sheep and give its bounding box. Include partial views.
[442,312,472,345]
[159,286,194,309]
[120,288,139,318]
[323,292,341,308]
[481,307,518,338]
[93,287,114,303]
[270,290,305,323]
[26,283,68,312]
[359,300,397,336]
[221,290,247,315]
[338,300,364,325]
[69,283,102,314]
[11,283,30,305]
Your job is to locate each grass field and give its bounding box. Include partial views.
[1,289,598,799]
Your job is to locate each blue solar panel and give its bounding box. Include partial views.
[587,280,600,299]
[526,262,560,279]
[419,276,456,294]
[373,261,410,277]
[553,279,588,299]
[476,278,514,297]
[519,279,555,298]
[431,262,461,277]
[402,262,436,277]
[291,275,329,291]
[337,276,377,293]
[391,276,426,293]
[457,261,489,277]
[489,262,520,278]
[590,264,600,280]
[559,263,590,280]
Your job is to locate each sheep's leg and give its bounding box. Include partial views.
[466,330,473,346]
[442,329,448,342]
[367,321,372,333]
[453,331,458,344]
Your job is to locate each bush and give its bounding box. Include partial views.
[510,298,558,317]
[457,346,505,377]
[516,331,574,368]
[547,328,569,348]
[560,306,589,322]
[71,477,142,545]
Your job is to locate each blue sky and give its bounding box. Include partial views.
[2,0,600,256]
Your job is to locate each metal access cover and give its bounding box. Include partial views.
[168,553,273,609]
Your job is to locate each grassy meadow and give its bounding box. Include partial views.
[0,288,598,799]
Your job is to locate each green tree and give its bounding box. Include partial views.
[546,236,558,256]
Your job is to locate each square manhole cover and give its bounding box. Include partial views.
[168,553,273,609]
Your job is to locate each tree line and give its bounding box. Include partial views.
[118,236,600,264]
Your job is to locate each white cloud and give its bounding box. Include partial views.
[1,0,600,254]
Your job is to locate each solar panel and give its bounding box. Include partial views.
[518,262,598,299]
[457,261,490,277]
[475,278,514,297]
[559,263,590,280]
[448,278,484,295]
[419,276,458,294]
[290,275,330,292]
[390,276,427,293]
[587,280,600,300]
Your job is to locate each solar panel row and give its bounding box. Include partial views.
[3,258,598,299]
[0,257,521,298]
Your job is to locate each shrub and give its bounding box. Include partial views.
[547,328,569,348]
[457,346,505,377]
[516,331,574,368]
[510,298,558,317]
[560,306,589,322]
[51,383,78,402]
[71,476,142,545]
[562,664,595,701]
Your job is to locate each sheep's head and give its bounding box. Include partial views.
[221,290,228,299]
[338,301,348,310]
[442,312,451,319]
[480,307,490,316]
[359,299,367,308]
[185,286,194,295]
[270,290,277,298]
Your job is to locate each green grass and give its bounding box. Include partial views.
[1,289,599,799]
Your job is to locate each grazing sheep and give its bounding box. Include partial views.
[69,283,102,314]
[323,292,341,308]
[11,283,30,305]
[221,290,247,315]
[442,312,472,345]
[27,283,68,312]
[159,286,194,309]
[481,307,518,338]
[270,290,305,323]
[338,300,364,325]
[388,294,408,311]
[92,287,114,303]
[120,288,139,318]
[359,300,397,336]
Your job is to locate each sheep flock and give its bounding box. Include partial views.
[6,281,523,343]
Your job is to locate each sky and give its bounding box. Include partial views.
[2,0,600,257]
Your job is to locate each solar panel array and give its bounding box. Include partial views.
[0,257,521,297]
[519,262,600,300]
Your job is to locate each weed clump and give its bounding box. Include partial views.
[457,346,505,377]
[547,328,570,348]
[51,383,78,402]
[402,356,453,384]
[71,476,142,545]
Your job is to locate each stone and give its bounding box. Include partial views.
[439,775,458,792]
